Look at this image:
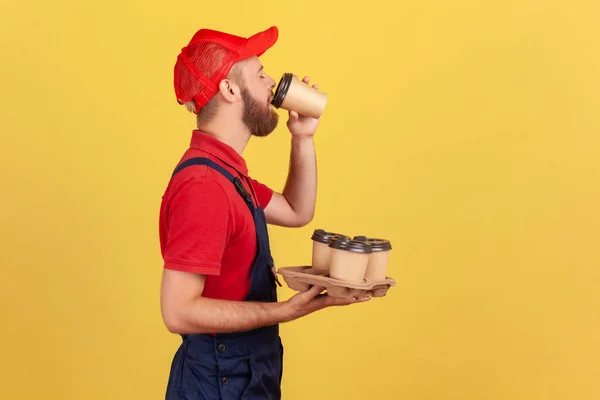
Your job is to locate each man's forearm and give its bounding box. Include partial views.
[282,136,317,223]
[168,297,292,334]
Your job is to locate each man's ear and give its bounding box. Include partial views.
[217,79,241,104]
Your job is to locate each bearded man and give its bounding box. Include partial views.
[158,26,368,400]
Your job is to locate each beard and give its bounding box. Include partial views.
[240,85,279,137]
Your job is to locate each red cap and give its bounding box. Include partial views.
[174,26,279,113]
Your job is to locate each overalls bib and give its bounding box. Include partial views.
[165,158,283,400]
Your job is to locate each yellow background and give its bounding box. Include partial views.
[1,0,599,399]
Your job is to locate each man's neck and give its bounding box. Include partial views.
[197,118,251,155]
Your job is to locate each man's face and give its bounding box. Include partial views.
[238,57,279,137]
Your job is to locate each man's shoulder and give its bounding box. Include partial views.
[165,153,243,204]
[169,166,235,197]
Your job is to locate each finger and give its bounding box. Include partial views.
[302,76,310,84]
[328,295,370,306]
[305,285,326,297]
[353,293,370,300]
[312,84,319,90]
[288,110,299,120]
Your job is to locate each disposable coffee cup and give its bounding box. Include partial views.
[329,238,372,283]
[353,236,392,281]
[311,229,350,271]
[271,73,328,119]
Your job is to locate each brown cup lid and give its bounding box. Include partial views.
[353,236,392,251]
[312,229,350,245]
[329,238,373,254]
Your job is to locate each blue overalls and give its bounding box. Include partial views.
[165,158,283,400]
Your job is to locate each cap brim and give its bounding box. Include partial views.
[240,26,279,59]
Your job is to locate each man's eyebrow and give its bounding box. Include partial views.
[258,65,264,73]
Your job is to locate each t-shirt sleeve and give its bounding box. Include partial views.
[250,178,274,208]
[162,178,230,275]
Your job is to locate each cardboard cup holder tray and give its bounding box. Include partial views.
[277,266,396,299]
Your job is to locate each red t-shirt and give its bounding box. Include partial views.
[159,130,274,301]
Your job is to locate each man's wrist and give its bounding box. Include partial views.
[291,135,315,144]
[273,299,295,323]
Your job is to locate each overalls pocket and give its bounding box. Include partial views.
[239,342,283,400]
[219,356,254,400]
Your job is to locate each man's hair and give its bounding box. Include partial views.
[184,61,245,127]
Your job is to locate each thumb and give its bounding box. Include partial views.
[288,110,299,120]
[303,285,325,298]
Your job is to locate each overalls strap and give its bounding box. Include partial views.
[171,157,255,210]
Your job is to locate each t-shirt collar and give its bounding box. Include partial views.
[189,130,249,176]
